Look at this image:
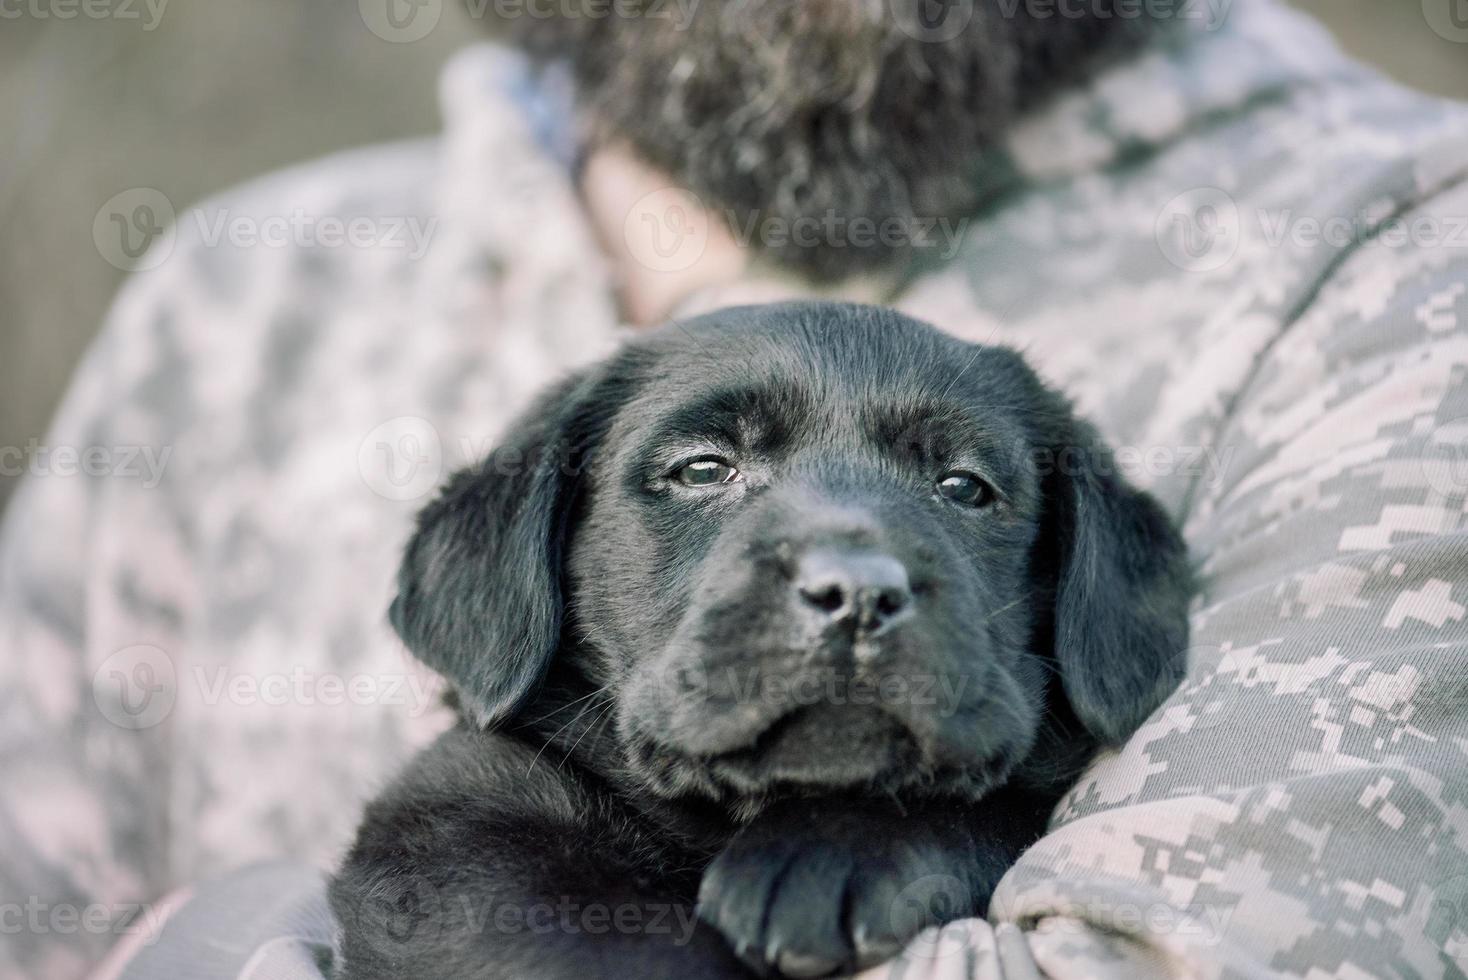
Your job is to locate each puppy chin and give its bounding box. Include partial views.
[620,676,1038,812]
[620,712,915,817]
[705,703,920,794]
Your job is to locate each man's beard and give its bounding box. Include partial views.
[509,0,1156,282]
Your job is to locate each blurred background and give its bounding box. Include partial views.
[2,0,1467,514]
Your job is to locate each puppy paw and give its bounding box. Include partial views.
[697,808,973,977]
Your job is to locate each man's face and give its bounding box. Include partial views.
[507,0,1150,279]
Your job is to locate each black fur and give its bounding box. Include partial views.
[332,302,1192,979]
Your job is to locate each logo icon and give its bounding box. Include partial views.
[1422,415,1468,497]
[93,644,177,730]
[1188,644,1246,732]
[359,0,442,43]
[622,187,711,274]
[1155,187,1241,273]
[892,0,975,43]
[359,416,444,502]
[1428,872,1468,955]
[1423,0,1468,43]
[350,873,445,958]
[887,874,972,962]
[93,188,177,272]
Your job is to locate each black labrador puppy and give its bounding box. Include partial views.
[331,302,1191,979]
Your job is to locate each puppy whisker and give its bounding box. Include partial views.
[527,693,614,774]
[558,698,618,772]
[523,684,611,727]
[980,593,1031,625]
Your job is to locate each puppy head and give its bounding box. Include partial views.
[391,303,1190,809]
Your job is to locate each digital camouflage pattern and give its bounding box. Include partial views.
[3,1,1468,977]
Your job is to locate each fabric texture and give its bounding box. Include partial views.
[3,2,1468,977]
[106,864,332,980]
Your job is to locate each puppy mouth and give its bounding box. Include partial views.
[626,693,1028,809]
[701,703,921,794]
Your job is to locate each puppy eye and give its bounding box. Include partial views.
[936,470,996,508]
[674,457,741,487]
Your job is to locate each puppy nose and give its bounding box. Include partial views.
[795,548,913,636]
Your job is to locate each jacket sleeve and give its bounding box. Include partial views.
[982,181,1468,979]
[0,256,197,980]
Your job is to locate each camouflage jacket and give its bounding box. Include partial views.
[4,1,1468,977]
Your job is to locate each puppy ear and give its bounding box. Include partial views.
[1047,421,1192,745]
[388,370,610,728]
